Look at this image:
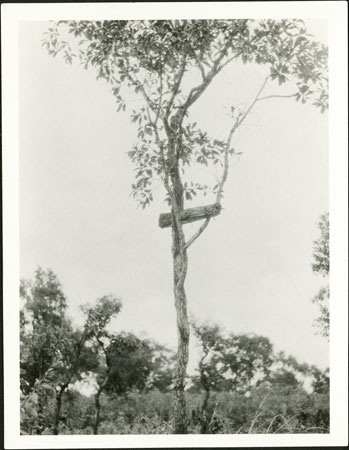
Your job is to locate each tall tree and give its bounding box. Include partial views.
[312,213,329,338]
[44,19,328,432]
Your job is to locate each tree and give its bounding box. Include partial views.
[312,213,329,338]
[267,351,310,390]
[92,332,154,434]
[191,321,225,432]
[20,267,74,434]
[145,342,176,393]
[44,19,328,433]
[52,295,122,435]
[20,268,122,434]
[220,333,274,393]
[192,320,274,432]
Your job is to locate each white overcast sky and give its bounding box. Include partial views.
[19,20,329,371]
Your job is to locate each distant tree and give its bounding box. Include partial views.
[20,268,74,434]
[192,320,274,432]
[145,342,176,393]
[312,213,329,338]
[52,295,122,435]
[267,351,310,390]
[44,19,328,432]
[219,333,274,393]
[92,331,154,434]
[20,267,69,394]
[20,268,122,434]
[309,365,329,395]
[192,321,225,432]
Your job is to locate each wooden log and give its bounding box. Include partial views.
[159,203,221,228]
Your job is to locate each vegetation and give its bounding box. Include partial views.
[20,269,329,435]
[312,213,330,339]
[43,19,328,432]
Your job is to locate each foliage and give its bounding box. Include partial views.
[192,321,274,394]
[312,213,329,338]
[82,295,122,340]
[20,267,70,394]
[20,279,329,435]
[312,213,330,276]
[20,268,123,435]
[43,19,328,209]
[145,343,176,392]
[97,332,155,396]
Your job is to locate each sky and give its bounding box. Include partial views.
[19,20,329,372]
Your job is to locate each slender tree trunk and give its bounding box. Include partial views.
[93,366,110,435]
[93,392,101,435]
[170,159,190,433]
[53,331,87,434]
[172,221,189,434]
[200,388,210,434]
[53,386,65,435]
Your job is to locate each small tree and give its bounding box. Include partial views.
[20,268,74,434]
[192,320,274,432]
[51,295,123,435]
[20,267,69,394]
[20,269,122,434]
[93,331,154,434]
[312,213,329,338]
[267,351,310,390]
[44,19,328,432]
[192,321,225,432]
[220,333,274,393]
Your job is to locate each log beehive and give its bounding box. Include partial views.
[159,203,221,228]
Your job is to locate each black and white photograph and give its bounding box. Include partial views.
[2,1,348,448]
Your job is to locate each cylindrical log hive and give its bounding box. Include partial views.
[159,203,221,228]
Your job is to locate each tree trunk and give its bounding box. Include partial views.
[200,388,210,434]
[171,175,189,433]
[167,123,190,434]
[172,221,189,434]
[93,392,101,435]
[53,386,65,435]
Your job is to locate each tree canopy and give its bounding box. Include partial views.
[43,19,328,209]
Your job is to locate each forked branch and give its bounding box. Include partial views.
[185,76,271,250]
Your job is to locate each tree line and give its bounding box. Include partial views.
[20,267,329,435]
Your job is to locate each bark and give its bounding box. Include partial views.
[53,385,65,435]
[200,388,211,434]
[93,372,110,435]
[93,393,101,435]
[198,350,211,434]
[159,203,221,228]
[172,219,189,434]
[166,127,190,434]
[53,330,87,434]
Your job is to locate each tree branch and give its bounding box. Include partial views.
[164,55,187,122]
[178,40,233,126]
[234,76,270,129]
[256,92,297,102]
[155,71,164,124]
[184,218,211,250]
[184,122,236,250]
[146,107,171,195]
